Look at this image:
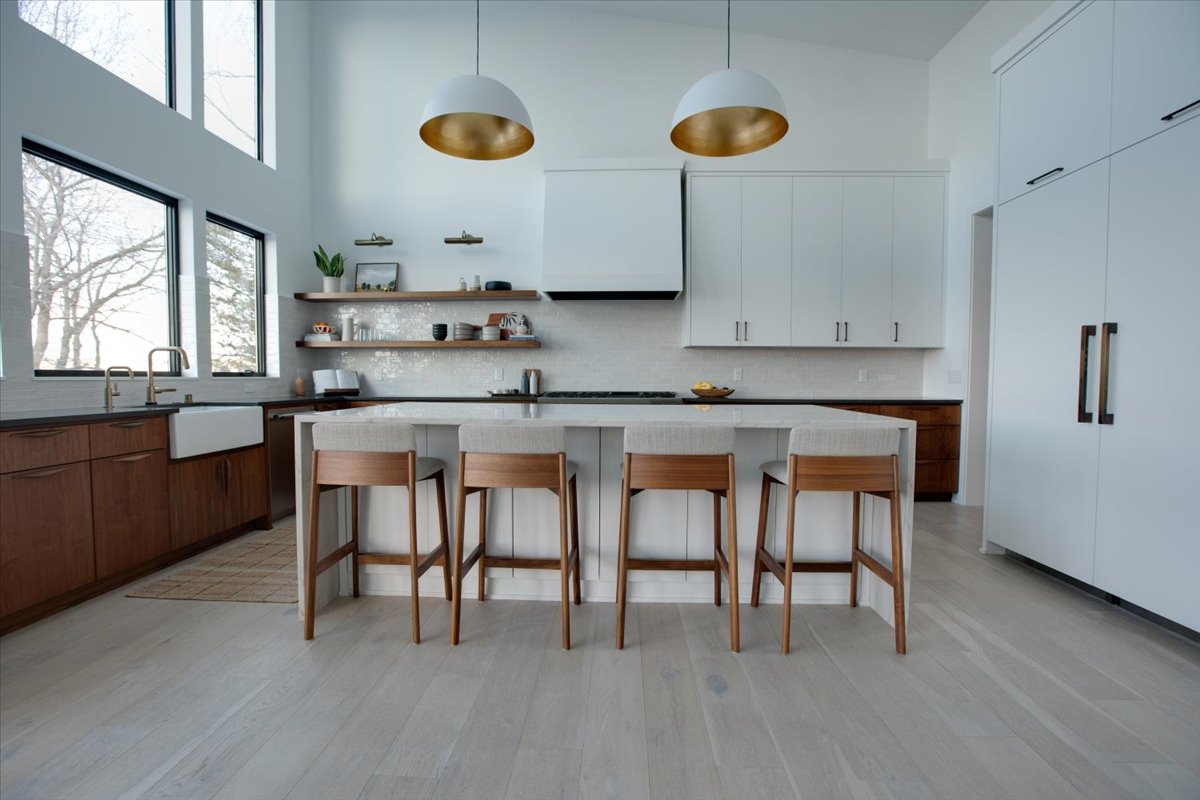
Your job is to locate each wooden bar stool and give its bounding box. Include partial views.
[304,421,451,643]
[751,426,905,654]
[616,425,739,652]
[451,423,581,650]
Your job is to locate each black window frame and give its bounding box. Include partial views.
[19,0,176,110]
[22,139,181,378]
[203,0,264,161]
[205,212,266,378]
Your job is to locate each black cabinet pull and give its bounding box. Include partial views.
[744,321,749,341]
[1026,167,1064,186]
[734,321,740,342]
[835,322,840,342]
[843,321,849,343]
[1161,99,1200,121]
[1099,322,1117,425]
[894,322,899,343]
[1078,324,1096,423]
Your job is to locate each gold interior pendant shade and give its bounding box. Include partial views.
[671,1,788,157]
[419,2,533,161]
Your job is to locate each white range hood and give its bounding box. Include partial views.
[541,159,683,300]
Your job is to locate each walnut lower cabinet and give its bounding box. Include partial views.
[92,449,170,578]
[1,414,269,634]
[0,461,95,617]
[169,446,268,550]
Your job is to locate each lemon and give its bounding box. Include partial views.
[693,381,714,390]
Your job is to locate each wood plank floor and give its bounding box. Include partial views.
[1,504,1197,800]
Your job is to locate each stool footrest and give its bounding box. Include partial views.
[358,542,447,577]
[755,548,853,579]
[483,556,568,570]
[855,550,894,584]
[627,558,717,572]
[315,540,357,575]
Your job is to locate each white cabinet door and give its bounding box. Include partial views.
[1095,120,1200,629]
[891,177,945,347]
[740,177,792,346]
[841,177,893,347]
[791,177,843,347]
[688,177,742,346]
[1111,0,1200,153]
[986,160,1109,583]
[997,0,1114,204]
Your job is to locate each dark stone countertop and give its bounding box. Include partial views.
[680,397,962,406]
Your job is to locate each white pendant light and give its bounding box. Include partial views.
[671,0,788,157]
[419,0,533,160]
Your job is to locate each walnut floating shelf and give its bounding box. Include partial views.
[294,290,540,302]
[296,340,540,350]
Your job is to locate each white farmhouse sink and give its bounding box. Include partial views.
[169,405,263,459]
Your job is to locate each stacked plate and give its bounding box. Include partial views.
[481,326,501,341]
[453,322,475,341]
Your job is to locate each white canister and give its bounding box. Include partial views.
[340,315,355,341]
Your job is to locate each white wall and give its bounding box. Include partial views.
[304,0,934,396]
[0,0,315,411]
[925,0,1051,501]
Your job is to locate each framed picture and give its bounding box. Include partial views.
[354,262,400,292]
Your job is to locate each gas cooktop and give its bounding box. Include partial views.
[540,391,679,404]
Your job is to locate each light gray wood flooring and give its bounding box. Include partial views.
[1,504,1197,799]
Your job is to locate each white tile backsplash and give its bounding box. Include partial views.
[313,298,925,398]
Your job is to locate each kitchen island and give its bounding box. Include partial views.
[293,402,915,632]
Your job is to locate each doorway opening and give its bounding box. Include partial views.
[961,206,993,510]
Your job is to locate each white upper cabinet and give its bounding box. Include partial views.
[791,178,843,347]
[685,171,944,349]
[891,177,945,348]
[1110,0,1200,153]
[841,178,894,348]
[740,178,792,347]
[997,0,1114,204]
[687,176,741,346]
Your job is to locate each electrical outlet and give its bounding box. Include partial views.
[733,368,743,383]
[493,368,504,381]
[858,369,868,382]
[948,369,963,384]
[243,382,256,394]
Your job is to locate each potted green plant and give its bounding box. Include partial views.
[314,245,345,293]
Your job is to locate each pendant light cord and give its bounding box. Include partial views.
[726,0,731,69]
[476,0,480,75]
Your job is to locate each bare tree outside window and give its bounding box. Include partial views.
[18,0,169,104]
[206,218,263,375]
[204,0,260,158]
[23,148,173,373]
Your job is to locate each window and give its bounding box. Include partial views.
[203,0,262,158]
[206,215,264,376]
[18,0,173,106]
[22,142,179,376]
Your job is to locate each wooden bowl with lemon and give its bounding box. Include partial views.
[690,381,734,399]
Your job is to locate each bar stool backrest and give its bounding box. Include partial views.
[787,426,900,494]
[458,423,567,489]
[459,423,566,455]
[624,425,735,455]
[787,426,899,457]
[312,421,418,487]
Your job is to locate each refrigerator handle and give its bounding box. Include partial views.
[1098,322,1117,425]
[1078,324,1096,423]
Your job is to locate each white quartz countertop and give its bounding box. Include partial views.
[296,401,915,430]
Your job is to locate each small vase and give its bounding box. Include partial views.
[322,276,339,293]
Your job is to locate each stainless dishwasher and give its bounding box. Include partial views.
[268,405,315,519]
